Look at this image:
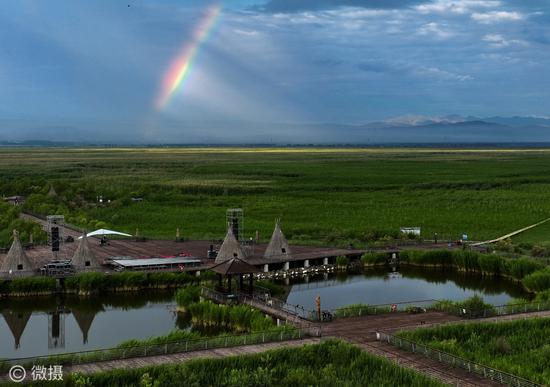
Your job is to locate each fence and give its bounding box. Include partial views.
[441,300,550,320]
[2,327,307,370]
[200,286,313,321]
[240,292,313,320]
[319,299,437,321]
[377,332,542,387]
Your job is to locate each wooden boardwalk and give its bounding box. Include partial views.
[66,338,321,375]
[323,310,550,386]
[322,312,500,386]
[2,309,549,384]
[0,339,321,383]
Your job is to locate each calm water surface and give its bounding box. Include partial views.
[0,292,179,359]
[285,267,528,311]
[0,268,528,358]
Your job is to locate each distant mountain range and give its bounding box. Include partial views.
[301,116,550,144]
[1,115,550,145]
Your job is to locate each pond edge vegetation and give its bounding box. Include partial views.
[361,249,550,293]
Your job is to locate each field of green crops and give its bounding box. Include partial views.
[2,147,550,246]
[398,318,550,385]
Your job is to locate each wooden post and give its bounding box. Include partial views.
[315,295,321,321]
[227,275,232,293]
[218,274,222,287]
[176,228,180,240]
[239,274,244,290]
[249,273,253,295]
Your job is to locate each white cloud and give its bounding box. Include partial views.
[471,11,524,24]
[482,33,528,47]
[415,0,501,14]
[417,22,453,39]
[415,66,473,81]
[233,28,259,36]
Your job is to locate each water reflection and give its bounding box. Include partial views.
[2,310,31,349]
[0,292,177,358]
[0,268,530,358]
[285,267,529,311]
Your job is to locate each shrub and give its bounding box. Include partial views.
[6,277,57,294]
[430,295,494,317]
[530,243,550,258]
[333,303,391,318]
[491,336,512,355]
[523,269,550,292]
[63,271,197,294]
[478,254,503,275]
[255,280,285,297]
[335,255,349,267]
[175,286,201,310]
[187,300,275,333]
[506,257,545,279]
[361,252,387,266]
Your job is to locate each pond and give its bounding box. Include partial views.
[0,292,179,359]
[285,267,529,311]
[0,267,528,359]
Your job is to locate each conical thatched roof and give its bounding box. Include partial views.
[0,230,32,272]
[47,185,57,197]
[2,310,31,348]
[264,220,292,260]
[72,309,96,344]
[215,227,247,263]
[72,232,100,269]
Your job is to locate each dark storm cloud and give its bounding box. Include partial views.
[253,0,427,13]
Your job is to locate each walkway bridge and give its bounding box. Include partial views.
[200,287,318,332]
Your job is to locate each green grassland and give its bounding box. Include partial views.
[398,318,550,385]
[12,340,444,387]
[1,147,550,246]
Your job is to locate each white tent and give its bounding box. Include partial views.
[78,229,132,239]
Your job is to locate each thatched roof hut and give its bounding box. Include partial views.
[0,230,32,273]
[2,310,31,348]
[215,227,246,263]
[264,220,292,260]
[72,232,100,269]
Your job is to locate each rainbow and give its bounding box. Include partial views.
[155,4,221,110]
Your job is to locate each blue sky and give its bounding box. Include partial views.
[1,0,549,142]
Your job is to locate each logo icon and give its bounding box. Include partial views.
[8,365,26,383]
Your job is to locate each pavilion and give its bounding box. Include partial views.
[210,227,259,294]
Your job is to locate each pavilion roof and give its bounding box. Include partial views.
[209,257,259,275]
[215,226,247,263]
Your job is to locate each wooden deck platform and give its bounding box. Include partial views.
[1,213,370,275]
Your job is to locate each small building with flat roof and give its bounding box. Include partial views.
[109,257,201,271]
